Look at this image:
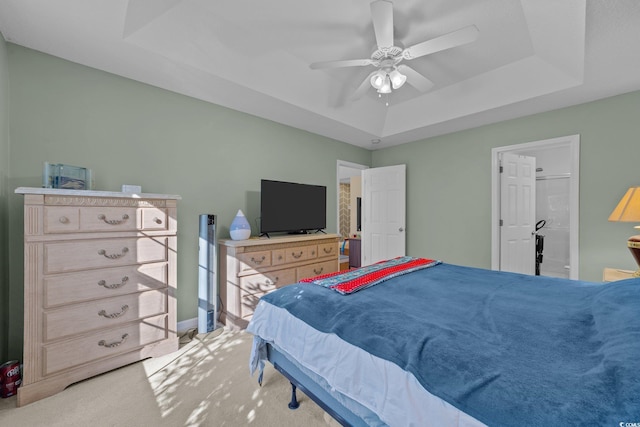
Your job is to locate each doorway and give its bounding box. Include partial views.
[491,135,580,279]
[337,161,407,267]
[336,160,368,240]
[337,161,368,269]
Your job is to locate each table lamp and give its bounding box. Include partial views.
[608,186,640,277]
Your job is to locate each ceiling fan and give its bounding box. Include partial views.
[309,0,479,100]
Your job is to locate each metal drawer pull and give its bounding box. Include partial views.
[153,217,163,224]
[98,276,129,289]
[98,305,129,319]
[314,267,324,275]
[251,256,265,264]
[291,251,303,259]
[98,213,129,225]
[323,247,333,254]
[98,333,129,348]
[98,247,129,259]
[311,250,316,256]
[59,216,70,224]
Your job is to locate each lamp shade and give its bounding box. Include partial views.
[608,187,640,222]
[389,69,407,89]
[370,72,385,90]
[378,75,392,94]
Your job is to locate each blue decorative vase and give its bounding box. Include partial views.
[230,209,251,240]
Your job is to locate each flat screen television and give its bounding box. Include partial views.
[260,179,326,236]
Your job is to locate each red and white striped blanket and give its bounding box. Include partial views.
[300,256,441,294]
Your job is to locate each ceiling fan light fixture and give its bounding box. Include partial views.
[309,2,480,103]
[378,75,392,94]
[370,71,386,90]
[389,68,407,89]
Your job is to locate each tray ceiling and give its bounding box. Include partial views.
[1,0,639,149]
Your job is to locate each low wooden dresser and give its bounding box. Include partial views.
[219,234,340,329]
[14,187,180,406]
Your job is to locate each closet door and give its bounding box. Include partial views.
[499,153,536,275]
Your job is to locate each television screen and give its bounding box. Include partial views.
[260,179,326,235]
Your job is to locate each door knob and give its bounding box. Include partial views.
[399,227,404,232]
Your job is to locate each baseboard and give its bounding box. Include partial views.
[178,316,226,335]
[177,317,198,334]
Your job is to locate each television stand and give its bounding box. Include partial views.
[218,234,340,329]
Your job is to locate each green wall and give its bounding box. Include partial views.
[5,40,640,360]
[0,33,9,362]
[372,91,640,281]
[5,44,371,359]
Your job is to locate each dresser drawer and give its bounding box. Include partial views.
[285,245,316,263]
[271,249,286,266]
[238,268,296,295]
[44,207,81,233]
[297,259,338,281]
[43,263,168,308]
[237,250,272,272]
[140,207,169,231]
[318,242,338,258]
[238,269,297,318]
[79,207,138,232]
[44,237,170,273]
[43,206,170,233]
[44,289,168,341]
[43,314,168,376]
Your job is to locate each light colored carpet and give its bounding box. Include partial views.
[0,328,340,426]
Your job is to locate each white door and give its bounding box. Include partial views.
[500,153,536,274]
[362,164,406,266]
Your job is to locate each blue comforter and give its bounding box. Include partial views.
[260,263,640,426]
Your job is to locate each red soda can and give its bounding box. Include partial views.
[0,360,22,398]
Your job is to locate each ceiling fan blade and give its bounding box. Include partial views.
[370,0,394,49]
[351,71,378,101]
[397,65,434,92]
[402,25,479,60]
[310,59,374,70]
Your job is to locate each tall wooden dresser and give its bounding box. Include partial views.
[219,234,340,329]
[14,187,180,406]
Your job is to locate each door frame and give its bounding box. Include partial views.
[491,134,580,279]
[336,160,369,238]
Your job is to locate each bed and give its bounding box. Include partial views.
[247,257,640,426]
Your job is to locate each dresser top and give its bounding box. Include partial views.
[219,233,339,248]
[15,187,181,200]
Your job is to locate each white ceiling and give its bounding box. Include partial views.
[1,0,639,150]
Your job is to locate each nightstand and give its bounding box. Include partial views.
[602,267,636,282]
